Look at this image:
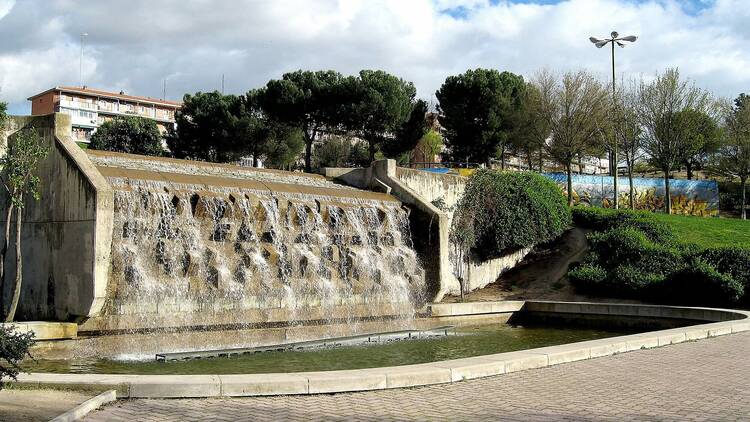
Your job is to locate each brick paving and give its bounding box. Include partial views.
[86,331,750,421]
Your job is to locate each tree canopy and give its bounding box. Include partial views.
[436,68,526,166]
[635,68,712,213]
[258,70,345,172]
[89,116,163,156]
[167,91,243,162]
[342,70,419,162]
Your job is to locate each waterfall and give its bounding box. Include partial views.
[103,180,426,334]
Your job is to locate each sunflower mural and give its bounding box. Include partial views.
[545,173,719,217]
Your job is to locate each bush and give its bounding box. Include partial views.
[700,247,750,303]
[90,116,163,156]
[452,170,571,260]
[572,206,673,243]
[568,263,607,293]
[570,206,750,308]
[0,325,34,389]
[660,259,744,306]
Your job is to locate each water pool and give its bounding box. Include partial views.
[25,323,634,375]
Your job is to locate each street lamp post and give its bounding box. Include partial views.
[80,32,88,87]
[589,31,637,210]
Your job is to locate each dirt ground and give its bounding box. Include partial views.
[0,388,93,422]
[443,228,640,304]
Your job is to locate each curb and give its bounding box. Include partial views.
[17,302,750,399]
[49,390,117,422]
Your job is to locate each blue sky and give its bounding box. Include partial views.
[1,0,749,115]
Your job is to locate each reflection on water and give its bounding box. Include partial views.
[25,323,635,375]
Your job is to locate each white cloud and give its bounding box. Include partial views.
[0,0,749,114]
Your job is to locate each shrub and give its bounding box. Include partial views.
[660,259,744,306]
[90,116,163,156]
[572,206,673,243]
[452,170,571,260]
[0,325,34,389]
[612,265,666,296]
[700,247,750,303]
[569,206,749,308]
[568,263,607,293]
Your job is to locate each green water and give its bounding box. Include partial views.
[25,324,633,375]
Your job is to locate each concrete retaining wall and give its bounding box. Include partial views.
[0,114,112,320]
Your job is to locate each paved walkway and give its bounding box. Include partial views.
[86,331,750,421]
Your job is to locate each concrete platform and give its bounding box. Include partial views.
[2,321,77,340]
[13,301,750,398]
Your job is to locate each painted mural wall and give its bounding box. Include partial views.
[544,173,720,217]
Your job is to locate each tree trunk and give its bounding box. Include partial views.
[527,150,533,171]
[741,177,747,220]
[628,167,635,210]
[538,150,543,172]
[664,171,672,215]
[686,161,693,180]
[304,138,313,173]
[0,204,13,304]
[500,146,506,170]
[368,141,377,164]
[566,162,574,206]
[5,211,22,322]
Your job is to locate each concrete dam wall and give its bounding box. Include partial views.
[1,114,427,332]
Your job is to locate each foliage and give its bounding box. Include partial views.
[412,129,443,163]
[342,70,418,162]
[260,123,305,170]
[512,75,554,171]
[313,136,370,169]
[708,95,750,219]
[570,207,750,307]
[451,170,571,261]
[635,68,713,213]
[436,68,526,165]
[89,116,163,156]
[0,102,6,128]
[0,129,48,322]
[383,99,428,159]
[0,325,34,389]
[545,71,608,205]
[672,108,722,180]
[0,130,47,209]
[258,70,345,172]
[167,91,243,162]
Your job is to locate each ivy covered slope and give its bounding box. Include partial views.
[452,170,571,260]
[569,207,750,307]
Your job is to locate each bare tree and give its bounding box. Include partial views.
[709,98,750,219]
[516,69,556,172]
[614,81,643,209]
[635,68,711,214]
[546,70,609,205]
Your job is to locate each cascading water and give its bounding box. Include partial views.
[101,178,427,346]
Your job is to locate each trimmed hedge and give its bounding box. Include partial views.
[569,206,750,307]
[453,170,571,260]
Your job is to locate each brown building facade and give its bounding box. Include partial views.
[28,86,181,143]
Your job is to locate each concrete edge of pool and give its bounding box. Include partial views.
[14,300,750,398]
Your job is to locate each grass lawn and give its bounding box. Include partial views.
[652,213,750,249]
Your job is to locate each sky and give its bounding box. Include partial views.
[1,0,748,114]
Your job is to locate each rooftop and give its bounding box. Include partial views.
[28,86,182,108]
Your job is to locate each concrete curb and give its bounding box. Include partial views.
[49,390,117,422]
[16,302,750,398]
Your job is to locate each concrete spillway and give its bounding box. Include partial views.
[0,114,427,336]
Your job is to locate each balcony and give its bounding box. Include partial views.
[59,99,98,111]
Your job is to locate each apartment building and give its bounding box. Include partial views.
[28,86,181,143]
